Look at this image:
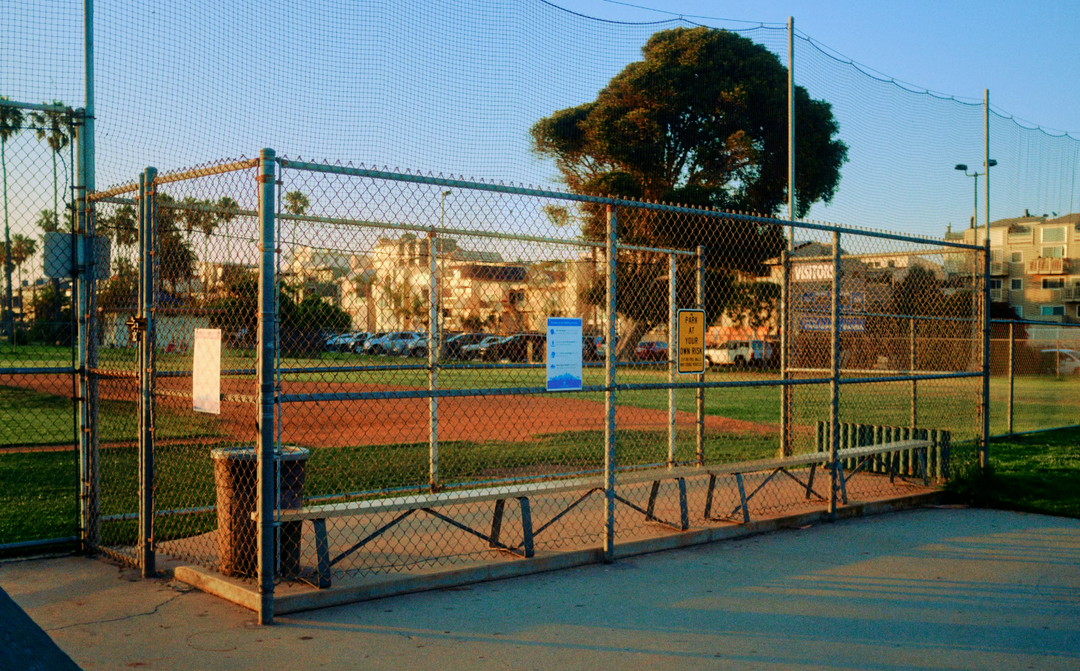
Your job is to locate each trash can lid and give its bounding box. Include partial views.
[210,445,310,462]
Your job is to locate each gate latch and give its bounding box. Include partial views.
[126,315,147,340]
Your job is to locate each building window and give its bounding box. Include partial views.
[1042,246,1065,259]
[1010,278,1023,290]
[1041,227,1066,244]
[1040,305,1065,317]
[989,279,1002,290]
[1010,251,1023,263]
[990,249,1003,263]
[1042,278,1065,289]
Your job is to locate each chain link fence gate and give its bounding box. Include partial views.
[78,151,984,623]
[0,99,88,556]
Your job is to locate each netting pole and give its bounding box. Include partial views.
[667,252,676,467]
[75,111,97,553]
[1007,321,1015,435]
[784,16,796,459]
[980,89,991,471]
[695,245,704,465]
[603,205,617,563]
[909,317,917,428]
[428,229,440,491]
[138,167,157,578]
[829,231,841,519]
[256,149,277,625]
[780,250,791,456]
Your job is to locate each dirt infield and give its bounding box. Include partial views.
[5,373,778,448]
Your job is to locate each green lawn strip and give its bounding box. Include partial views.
[1,429,778,547]
[947,427,1080,518]
[0,343,73,368]
[1,385,223,447]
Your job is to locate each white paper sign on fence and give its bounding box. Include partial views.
[192,328,221,415]
[546,317,583,392]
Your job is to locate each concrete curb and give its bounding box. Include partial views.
[174,490,946,616]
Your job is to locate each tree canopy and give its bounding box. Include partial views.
[530,27,848,354]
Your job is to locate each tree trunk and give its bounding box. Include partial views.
[614,317,656,361]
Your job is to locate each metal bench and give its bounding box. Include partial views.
[276,467,695,589]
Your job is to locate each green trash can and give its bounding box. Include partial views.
[211,446,309,579]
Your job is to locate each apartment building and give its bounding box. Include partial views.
[945,213,1080,325]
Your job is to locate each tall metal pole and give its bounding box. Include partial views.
[1007,321,1015,435]
[782,16,796,458]
[981,90,991,470]
[428,230,440,491]
[909,317,917,428]
[695,245,704,465]
[780,250,792,456]
[81,0,99,554]
[74,112,95,553]
[829,232,841,519]
[667,252,676,467]
[603,205,617,563]
[256,149,277,625]
[138,168,157,578]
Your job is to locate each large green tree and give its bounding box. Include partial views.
[531,27,847,356]
[1,98,24,340]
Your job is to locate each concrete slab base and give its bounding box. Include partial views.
[175,490,945,615]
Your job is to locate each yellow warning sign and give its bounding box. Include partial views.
[677,309,706,374]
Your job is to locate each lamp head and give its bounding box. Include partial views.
[987,159,998,167]
[954,164,968,172]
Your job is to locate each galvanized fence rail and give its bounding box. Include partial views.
[16,149,987,626]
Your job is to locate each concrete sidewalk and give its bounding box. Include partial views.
[2,506,1079,670]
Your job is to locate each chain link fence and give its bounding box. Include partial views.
[75,155,977,619]
[0,99,82,555]
[991,320,1080,436]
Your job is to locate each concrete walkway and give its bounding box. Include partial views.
[2,506,1078,670]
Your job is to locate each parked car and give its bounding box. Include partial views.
[442,332,489,360]
[581,335,601,362]
[481,333,546,362]
[634,340,669,361]
[407,334,437,358]
[461,335,507,360]
[323,332,353,352]
[705,339,773,367]
[1041,348,1080,375]
[594,335,618,359]
[365,331,422,356]
[343,332,371,353]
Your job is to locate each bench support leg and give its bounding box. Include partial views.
[645,481,661,522]
[805,464,817,500]
[489,499,506,550]
[836,462,848,505]
[677,478,688,531]
[704,474,717,520]
[312,518,331,589]
[735,473,750,523]
[518,497,534,558]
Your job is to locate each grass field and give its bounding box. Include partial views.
[3,353,1079,550]
[948,426,1080,519]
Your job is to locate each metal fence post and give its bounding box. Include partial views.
[603,205,617,563]
[829,232,841,518]
[138,167,157,577]
[667,252,676,467]
[695,245,704,465]
[1007,321,1015,435]
[429,230,440,491]
[780,250,791,456]
[980,238,991,470]
[910,317,917,428]
[74,112,98,552]
[256,149,277,625]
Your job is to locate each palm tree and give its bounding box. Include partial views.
[0,98,24,341]
[9,233,36,332]
[32,102,74,325]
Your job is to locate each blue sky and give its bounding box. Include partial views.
[2,0,1079,242]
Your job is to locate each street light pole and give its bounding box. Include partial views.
[955,160,996,232]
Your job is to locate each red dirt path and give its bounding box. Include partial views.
[5,374,778,448]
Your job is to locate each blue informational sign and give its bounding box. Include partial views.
[546,317,583,392]
[799,316,866,332]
